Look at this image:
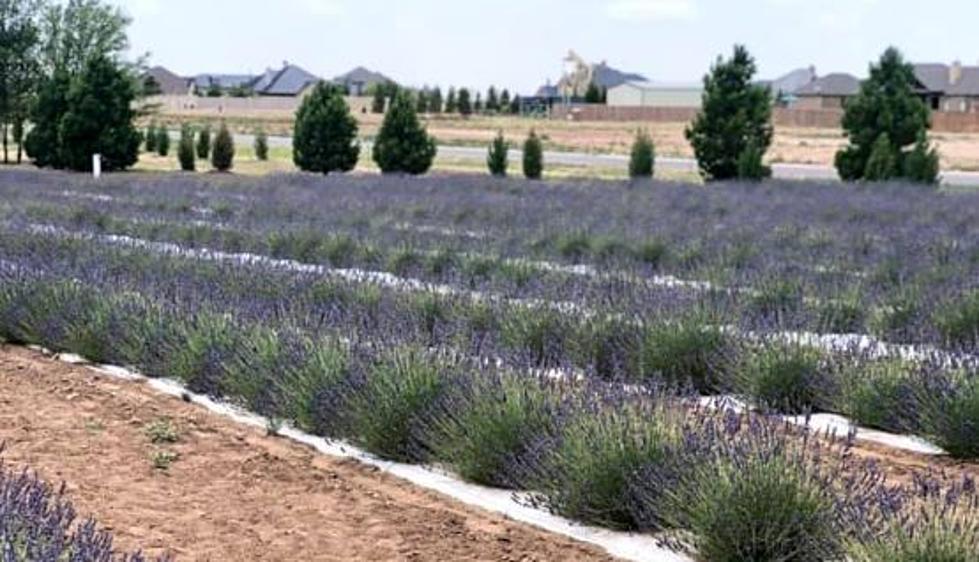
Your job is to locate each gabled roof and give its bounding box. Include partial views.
[913,63,951,92]
[193,74,257,90]
[794,73,861,97]
[334,66,393,86]
[254,64,321,95]
[535,84,560,98]
[768,67,818,95]
[591,63,647,90]
[145,66,190,95]
[947,67,979,96]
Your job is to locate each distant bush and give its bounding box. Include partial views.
[686,45,773,181]
[629,129,655,179]
[735,343,827,414]
[254,128,268,161]
[835,359,916,433]
[177,125,195,171]
[933,290,979,348]
[372,91,436,175]
[916,371,979,459]
[196,125,211,159]
[637,315,731,392]
[155,126,170,157]
[293,82,360,174]
[522,129,543,180]
[145,121,158,153]
[486,131,509,177]
[457,88,472,117]
[211,123,235,172]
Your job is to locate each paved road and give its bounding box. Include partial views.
[222,132,978,187]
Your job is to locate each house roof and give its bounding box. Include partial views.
[613,81,702,92]
[947,67,979,96]
[253,64,321,95]
[334,66,393,86]
[768,67,818,95]
[145,66,189,95]
[535,84,560,98]
[192,74,257,90]
[591,63,647,90]
[794,73,861,97]
[913,63,951,92]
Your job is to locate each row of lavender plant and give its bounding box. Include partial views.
[2,170,975,349]
[0,234,977,560]
[0,452,169,561]
[1,229,977,461]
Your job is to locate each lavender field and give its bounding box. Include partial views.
[1,169,977,561]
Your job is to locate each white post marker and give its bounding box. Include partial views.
[92,154,102,179]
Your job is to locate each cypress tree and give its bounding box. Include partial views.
[510,95,521,115]
[585,82,602,104]
[457,88,472,117]
[254,128,269,161]
[500,89,511,114]
[835,47,936,182]
[372,90,437,175]
[445,87,457,113]
[474,92,483,113]
[211,122,235,172]
[293,82,360,174]
[429,87,443,114]
[145,121,157,152]
[629,129,655,179]
[177,124,195,171]
[196,125,211,159]
[371,83,387,113]
[685,45,772,181]
[58,56,141,172]
[487,130,509,177]
[155,127,170,157]
[486,86,499,112]
[522,129,543,180]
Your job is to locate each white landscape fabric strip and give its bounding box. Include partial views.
[698,395,947,456]
[38,353,692,562]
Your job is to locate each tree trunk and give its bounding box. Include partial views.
[2,123,8,165]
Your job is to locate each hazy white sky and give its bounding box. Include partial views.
[115,0,979,93]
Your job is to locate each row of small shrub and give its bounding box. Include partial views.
[0,453,169,561]
[0,275,976,561]
[145,122,237,172]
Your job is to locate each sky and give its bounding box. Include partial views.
[115,0,979,94]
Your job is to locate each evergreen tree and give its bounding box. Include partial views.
[486,86,499,112]
[177,124,195,171]
[457,88,472,117]
[416,88,429,114]
[903,130,940,185]
[211,122,235,172]
[196,125,211,159]
[155,127,170,157]
[584,81,603,104]
[293,82,360,174]
[24,70,70,168]
[206,82,222,97]
[835,47,935,182]
[429,86,443,114]
[510,95,521,115]
[863,133,898,181]
[371,83,388,113]
[685,45,773,182]
[254,128,268,161]
[372,90,437,175]
[145,121,157,152]
[736,139,771,181]
[474,92,483,113]
[58,56,141,172]
[522,129,543,180]
[445,87,457,113]
[487,130,508,177]
[500,89,511,114]
[629,129,655,179]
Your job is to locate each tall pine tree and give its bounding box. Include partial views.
[372,90,437,175]
[293,82,360,174]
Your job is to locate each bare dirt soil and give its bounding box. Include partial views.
[0,345,615,562]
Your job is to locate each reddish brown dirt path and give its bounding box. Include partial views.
[0,345,615,562]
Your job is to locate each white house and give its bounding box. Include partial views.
[607,81,703,108]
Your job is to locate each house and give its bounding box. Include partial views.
[555,50,647,97]
[143,66,191,96]
[757,67,818,105]
[607,81,702,108]
[334,66,394,96]
[914,61,979,112]
[793,73,862,109]
[252,63,321,96]
[192,73,258,95]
